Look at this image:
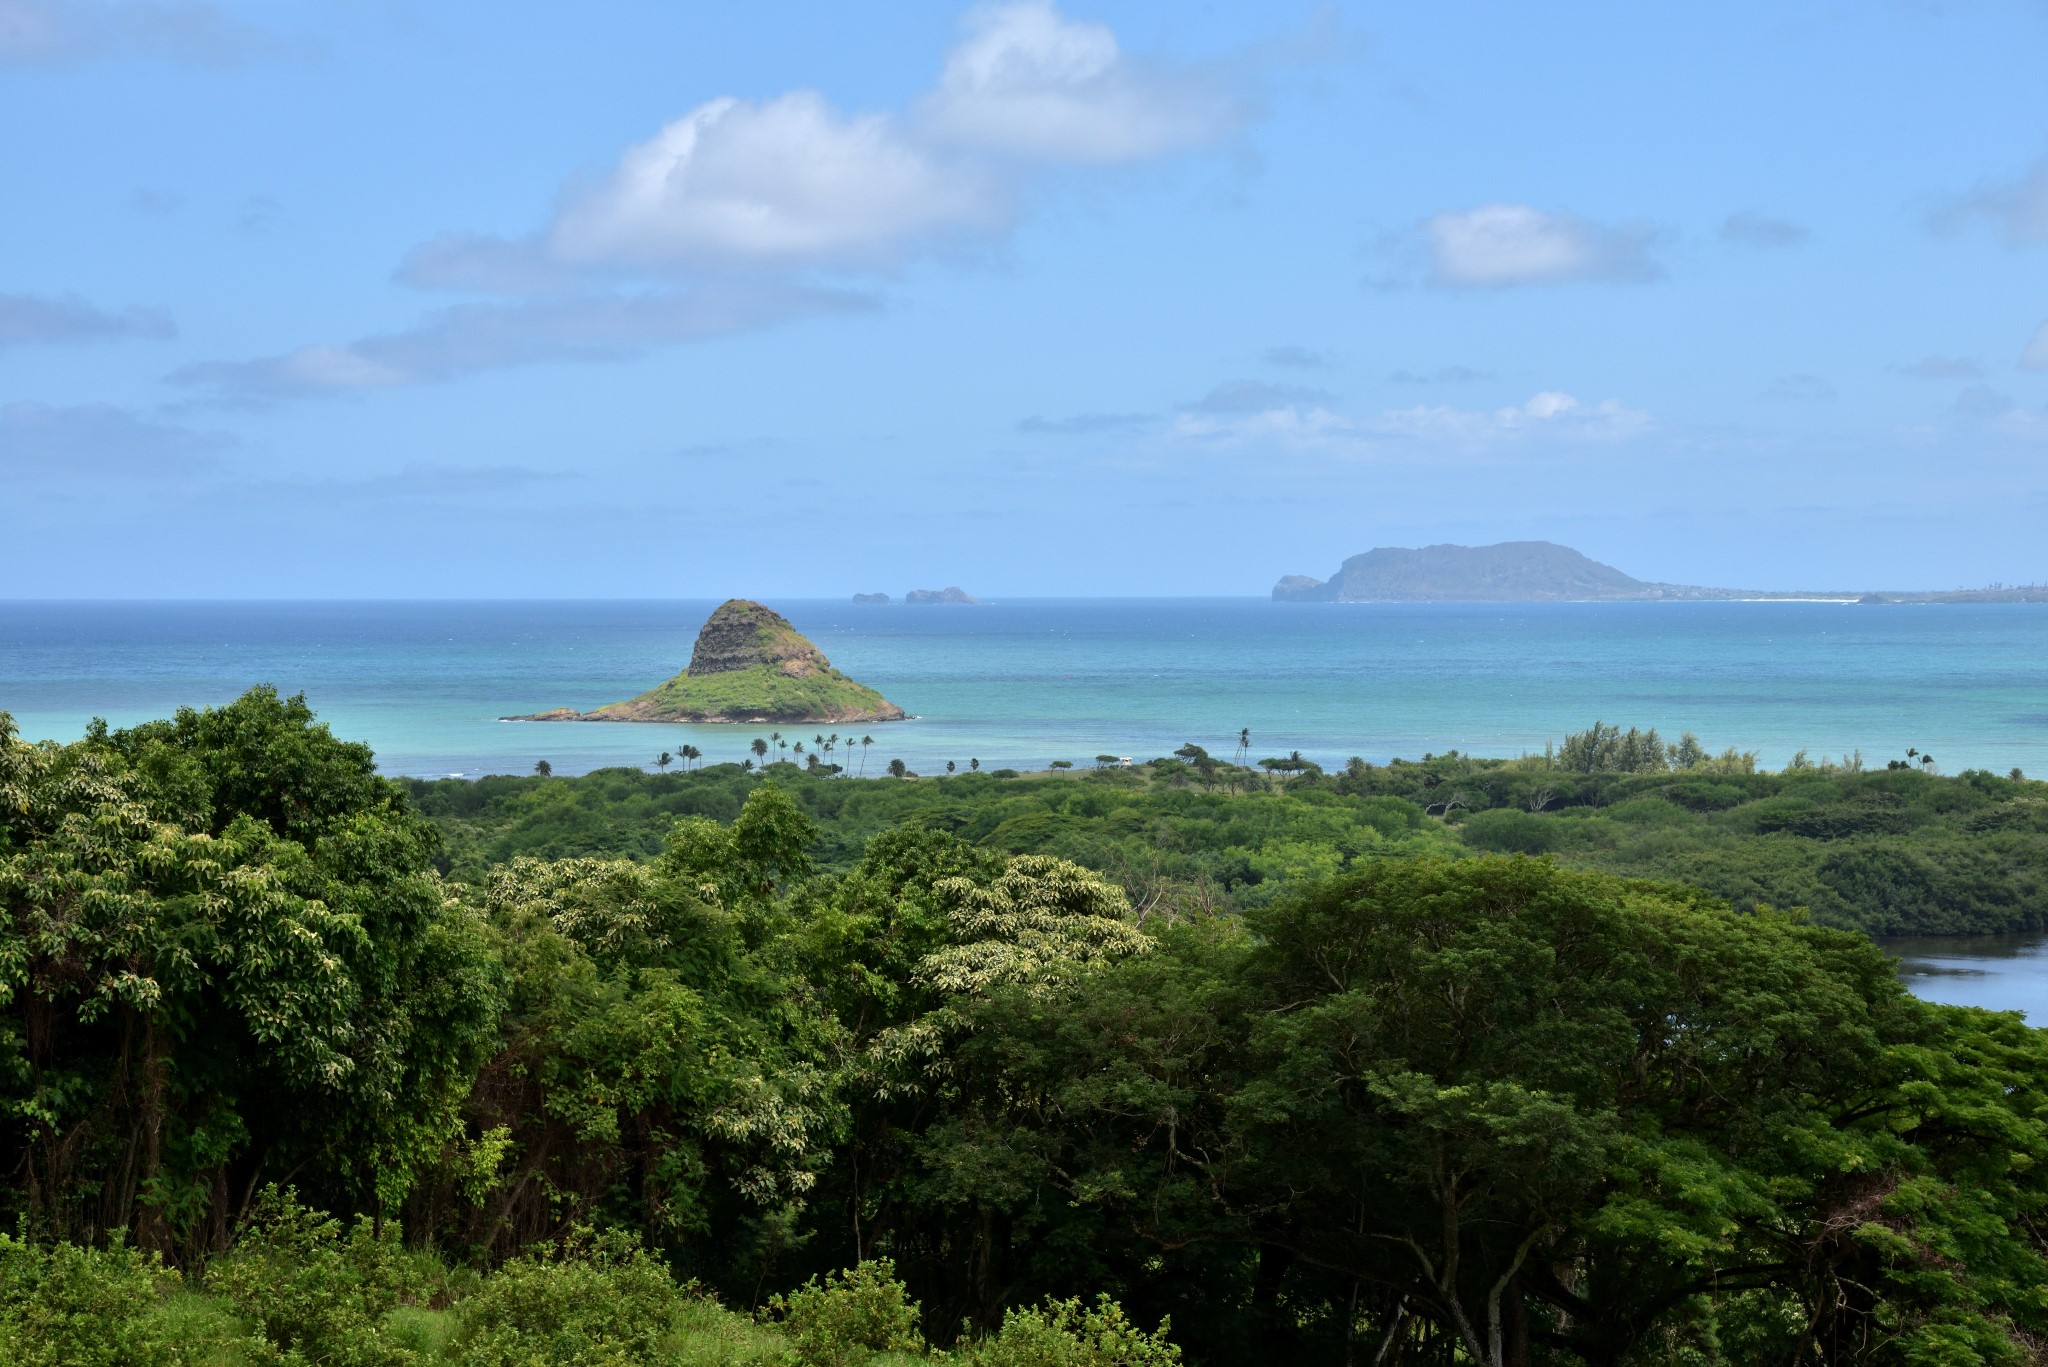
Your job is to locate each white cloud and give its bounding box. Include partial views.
[550,93,1005,272]
[0,289,174,349]
[919,0,1236,163]
[1423,204,1660,288]
[1171,405,1359,445]
[2025,321,2048,371]
[185,2,1247,398]
[1934,156,2048,247]
[1375,391,1652,444]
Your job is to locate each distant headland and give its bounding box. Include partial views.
[1274,541,2048,604]
[507,599,905,724]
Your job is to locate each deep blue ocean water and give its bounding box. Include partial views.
[4,598,2046,780]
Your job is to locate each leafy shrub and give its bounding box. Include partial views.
[967,1296,1180,1367]
[449,1230,688,1367]
[204,1188,422,1367]
[0,1234,196,1367]
[1459,807,1561,854]
[763,1259,924,1367]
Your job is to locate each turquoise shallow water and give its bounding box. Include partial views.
[3,598,2046,780]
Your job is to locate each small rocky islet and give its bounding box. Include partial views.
[508,599,904,725]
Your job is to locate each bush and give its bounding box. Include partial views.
[763,1259,924,1367]
[0,1234,196,1367]
[204,1188,424,1367]
[967,1296,1179,1367]
[1459,807,1561,854]
[450,1230,689,1367]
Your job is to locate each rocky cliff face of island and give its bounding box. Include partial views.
[852,593,890,605]
[905,586,980,604]
[508,599,905,724]
[1275,542,1654,602]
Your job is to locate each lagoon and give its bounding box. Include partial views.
[5,597,2048,780]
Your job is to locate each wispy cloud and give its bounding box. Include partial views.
[1932,154,2048,247]
[1764,373,1836,403]
[1719,212,1808,248]
[1015,411,1153,435]
[0,0,282,67]
[0,290,174,350]
[2025,321,2048,372]
[1421,204,1662,288]
[1892,355,1983,380]
[1261,344,1328,369]
[0,401,229,479]
[169,286,875,404]
[1388,365,1491,385]
[1185,379,1334,412]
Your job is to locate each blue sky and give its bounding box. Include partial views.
[4,0,2046,597]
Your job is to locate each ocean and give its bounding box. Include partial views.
[4,598,2047,780]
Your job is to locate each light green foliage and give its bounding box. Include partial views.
[440,829,837,1258]
[764,1258,925,1367]
[0,1231,211,1366]
[968,1297,1179,1367]
[447,1231,698,1367]
[203,1189,428,1367]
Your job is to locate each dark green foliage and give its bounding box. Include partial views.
[11,693,2048,1365]
[0,691,504,1255]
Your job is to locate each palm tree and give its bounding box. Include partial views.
[751,738,769,767]
[887,758,907,779]
[1236,728,1251,768]
[859,735,873,777]
[793,741,805,758]
[742,758,754,773]
[680,743,700,772]
[656,751,672,773]
[534,759,552,778]
[946,760,956,774]
[970,757,980,772]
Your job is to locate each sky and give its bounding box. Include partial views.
[4,0,2047,598]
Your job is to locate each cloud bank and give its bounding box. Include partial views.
[177,1,1248,403]
[0,290,174,350]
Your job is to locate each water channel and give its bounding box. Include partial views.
[1888,933,2048,1020]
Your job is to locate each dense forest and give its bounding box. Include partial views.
[414,724,2048,939]
[6,690,2048,1365]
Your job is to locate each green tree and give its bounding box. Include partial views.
[534,759,552,777]
[657,751,673,773]
[887,759,908,780]
[0,690,503,1255]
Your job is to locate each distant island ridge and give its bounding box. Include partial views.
[1273,542,2048,604]
[508,599,904,724]
[850,587,982,605]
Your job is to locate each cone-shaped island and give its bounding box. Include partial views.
[509,599,905,724]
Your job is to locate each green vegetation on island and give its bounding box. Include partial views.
[8,691,2048,1364]
[511,599,904,725]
